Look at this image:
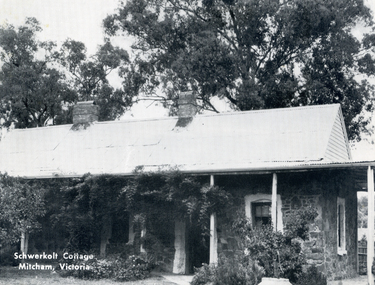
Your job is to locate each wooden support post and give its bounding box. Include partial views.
[368,166,374,285]
[173,220,187,274]
[210,213,218,265]
[272,173,278,231]
[209,175,218,265]
[210,174,214,188]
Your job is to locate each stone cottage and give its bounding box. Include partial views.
[0,94,374,282]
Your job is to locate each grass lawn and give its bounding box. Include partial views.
[0,266,178,285]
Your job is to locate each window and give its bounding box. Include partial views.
[245,194,283,231]
[337,197,346,255]
[252,202,271,227]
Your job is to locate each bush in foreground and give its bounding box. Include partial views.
[191,252,264,285]
[57,254,155,281]
[192,207,327,285]
[295,266,327,285]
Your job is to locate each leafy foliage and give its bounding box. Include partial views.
[53,174,128,256]
[124,168,231,235]
[191,263,215,285]
[58,254,155,281]
[113,254,155,281]
[284,206,319,240]
[244,225,304,282]
[230,207,319,283]
[358,194,368,228]
[57,40,133,121]
[295,265,327,285]
[0,173,45,246]
[104,0,375,140]
[192,206,320,284]
[37,179,74,253]
[0,18,134,129]
[191,253,264,285]
[0,18,76,128]
[42,170,228,260]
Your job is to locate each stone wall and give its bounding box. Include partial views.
[215,174,271,257]
[215,170,358,281]
[278,170,358,280]
[320,171,358,280]
[281,195,325,270]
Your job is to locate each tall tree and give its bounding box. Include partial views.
[104,0,375,140]
[0,18,76,128]
[57,40,133,121]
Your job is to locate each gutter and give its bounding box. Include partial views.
[14,161,375,179]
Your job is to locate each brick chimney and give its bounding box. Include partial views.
[72,101,99,125]
[175,91,197,128]
[177,91,197,118]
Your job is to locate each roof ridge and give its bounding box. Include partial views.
[175,103,341,119]
[6,104,341,130]
[5,124,72,132]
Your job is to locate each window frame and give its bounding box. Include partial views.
[245,194,283,231]
[337,197,347,255]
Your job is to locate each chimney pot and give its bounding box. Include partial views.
[72,101,99,125]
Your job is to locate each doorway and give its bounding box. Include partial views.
[186,222,209,274]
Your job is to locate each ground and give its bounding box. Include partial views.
[0,266,369,285]
[0,267,192,285]
[328,276,367,285]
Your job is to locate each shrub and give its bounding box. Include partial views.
[113,254,155,281]
[232,207,318,283]
[191,252,264,285]
[191,263,214,285]
[214,254,264,285]
[192,204,320,285]
[0,244,18,266]
[86,258,115,279]
[245,225,304,283]
[284,207,318,240]
[57,256,113,280]
[295,266,327,285]
[57,254,155,281]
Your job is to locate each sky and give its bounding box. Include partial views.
[0,0,375,160]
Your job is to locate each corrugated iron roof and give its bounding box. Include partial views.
[0,104,353,178]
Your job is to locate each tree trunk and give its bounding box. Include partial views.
[128,213,135,244]
[100,216,112,258]
[20,231,29,255]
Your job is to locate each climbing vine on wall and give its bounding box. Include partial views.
[57,174,129,256]
[4,169,231,261]
[124,167,232,236]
